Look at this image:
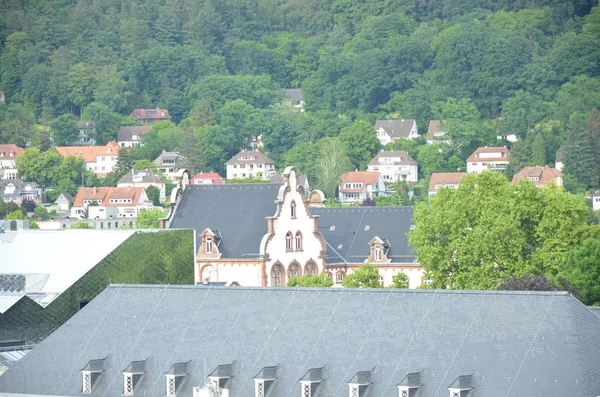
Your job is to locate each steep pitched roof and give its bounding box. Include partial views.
[55,142,120,163]
[2,285,599,397]
[76,120,93,129]
[129,108,171,121]
[512,166,563,186]
[153,151,185,167]
[466,146,511,162]
[72,187,145,207]
[340,171,381,193]
[374,119,416,139]
[284,88,303,101]
[312,207,416,264]
[118,169,166,185]
[429,172,467,194]
[117,126,152,142]
[0,179,38,192]
[191,172,224,184]
[0,144,23,158]
[425,120,447,141]
[368,150,418,166]
[225,149,275,166]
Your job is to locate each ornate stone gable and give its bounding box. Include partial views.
[260,167,326,286]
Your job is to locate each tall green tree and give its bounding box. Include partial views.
[338,120,382,170]
[563,110,600,189]
[65,63,95,115]
[315,138,352,199]
[342,263,382,288]
[50,114,78,146]
[531,133,547,166]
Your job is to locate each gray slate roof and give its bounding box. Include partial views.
[226,149,275,166]
[284,88,303,102]
[1,285,599,397]
[117,169,166,185]
[375,119,416,139]
[368,150,418,166]
[313,207,416,265]
[117,126,152,142]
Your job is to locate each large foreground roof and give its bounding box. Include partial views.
[1,285,598,396]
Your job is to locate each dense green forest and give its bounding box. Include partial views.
[1,0,599,196]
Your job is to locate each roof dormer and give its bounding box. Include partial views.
[347,368,375,397]
[165,361,191,397]
[198,228,222,259]
[207,361,237,391]
[81,356,110,394]
[254,365,280,397]
[368,236,389,263]
[448,373,479,397]
[300,366,327,397]
[397,370,426,397]
[123,358,149,395]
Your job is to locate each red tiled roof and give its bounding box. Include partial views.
[425,120,447,141]
[512,166,563,186]
[340,171,380,192]
[192,172,224,184]
[429,172,467,193]
[73,187,145,207]
[55,142,120,163]
[466,147,511,162]
[129,109,171,120]
[0,144,24,158]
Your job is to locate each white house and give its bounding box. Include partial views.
[367,150,419,183]
[55,142,120,177]
[338,171,386,204]
[425,120,450,144]
[117,169,167,199]
[153,151,186,182]
[70,186,153,220]
[225,149,276,179]
[283,88,304,112]
[374,119,419,146]
[117,126,153,148]
[496,133,518,143]
[428,172,466,196]
[0,144,23,180]
[466,147,511,173]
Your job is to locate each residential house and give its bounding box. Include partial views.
[339,171,386,204]
[191,172,224,185]
[75,121,96,145]
[3,284,600,397]
[428,172,466,196]
[592,190,600,211]
[166,167,422,288]
[129,108,172,123]
[374,119,419,146]
[153,151,186,181]
[225,149,276,179]
[512,166,563,187]
[0,143,23,180]
[70,186,153,220]
[367,150,419,183]
[53,193,72,214]
[283,88,304,112]
[55,141,121,177]
[117,125,153,147]
[496,133,518,143]
[118,169,167,199]
[0,229,193,346]
[426,120,449,144]
[555,146,565,171]
[466,146,510,173]
[0,179,42,204]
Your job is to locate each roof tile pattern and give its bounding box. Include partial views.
[374,119,416,139]
[55,142,120,163]
[1,285,599,397]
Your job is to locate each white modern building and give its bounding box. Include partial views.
[367,150,419,183]
[466,147,511,173]
[226,149,276,179]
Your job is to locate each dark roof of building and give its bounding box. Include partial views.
[374,119,416,139]
[368,150,418,166]
[55,193,73,203]
[225,149,275,166]
[0,179,38,191]
[117,169,166,185]
[312,207,416,264]
[2,285,599,397]
[117,126,153,142]
[169,184,280,258]
[284,88,303,102]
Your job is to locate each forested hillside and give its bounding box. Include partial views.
[0,0,599,194]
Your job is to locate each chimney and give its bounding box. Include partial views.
[93,187,97,195]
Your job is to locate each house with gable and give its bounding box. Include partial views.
[466,146,510,173]
[75,121,96,145]
[70,186,153,220]
[53,193,73,214]
[118,169,167,199]
[55,141,120,177]
[226,149,276,179]
[283,88,304,112]
[338,171,386,204]
[117,125,153,147]
[129,108,172,123]
[374,119,419,146]
[367,150,419,183]
[166,167,422,288]
[555,146,565,171]
[0,179,42,203]
[153,151,186,181]
[512,166,563,187]
[593,190,600,211]
[425,120,450,144]
[0,143,23,180]
[428,172,467,196]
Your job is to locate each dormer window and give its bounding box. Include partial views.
[347,369,374,397]
[448,374,476,397]
[206,237,213,253]
[165,361,191,397]
[123,359,148,395]
[290,201,296,218]
[81,356,109,394]
[300,366,326,397]
[295,231,302,250]
[254,365,279,397]
[375,246,381,261]
[286,232,292,251]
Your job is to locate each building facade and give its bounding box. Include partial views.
[428,172,467,196]
[117,126,153,147]
[512,166,563,187]
[55,142,121,177]
[466,147,511,173]
[225,149,276,179]
[0,144,23,180]
[154,151,186,181]
[374,119,419,146]
[338,171,386,204]
[367,150,419,183]
[118,169,167,199]
[70,186,154,220]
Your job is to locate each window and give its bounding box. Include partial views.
[124,374,134,394]
[166,375,176,396]
[399,388,409,397]
[271,263,284,286]
[255,380,265,397]
[302,382,311,397]
[336,271,344,283]
[82,372,92,393]
[295,232,302,250]
[451,392,460,397]
[286,232,292,251]
[288,262,300,279]
[350,385,359,397]
[379,276,384,286]
[305,261,316,276]
[290,201,296,218]
[206,237,213,253]
[375,246,382,261]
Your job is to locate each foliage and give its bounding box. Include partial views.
[563,109,600,190]
[50,114,78,146]
[287,274,333,287]
[497,274,565,292]
[338,120,382,170]
[71,221,93,229]
[409,172,589,290]
[226,177,270,184]
[6,209,27,220]
[389,272,409,288]
[145,185,162,206]
[315,138,352,198]
[557,239,600,305]
[113,148,134,181]
[0,199,20,219]
[135,208,166,229]
[34,206,51,221]
[20,198,36,213]
[342,263,382,288]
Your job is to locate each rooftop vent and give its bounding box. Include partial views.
[330,226,335,231]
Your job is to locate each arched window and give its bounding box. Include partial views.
[288,262,300,279]
[290,201,296,218]
[206,237,212,253]
[336,271,344,283]
[285,232,292,251]
[271,263,284,287]
[374,245,381,261]
[295,231,302,250]
[305,261,316,276]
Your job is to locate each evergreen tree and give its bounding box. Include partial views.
[564,112,599,189]
[531,133,547,166]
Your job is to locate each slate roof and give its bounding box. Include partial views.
[169,184,280,258]
[117,125,152,142]
[118,169,166,185]
[368,150,418,166]
[226,149,275,166]
[284,88,303,102]
[374,119,416,139]
[2,285,599,397]
[312,207,416,265]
